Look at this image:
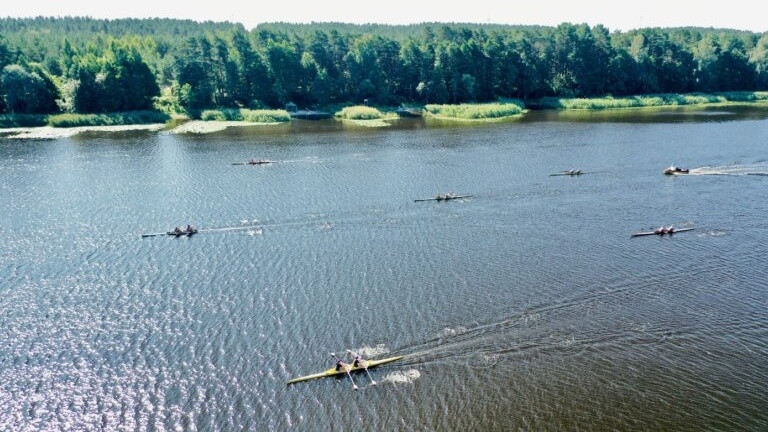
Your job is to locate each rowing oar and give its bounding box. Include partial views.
[330,353,358,391]
[141,232,168,238]
[347,349,376,386]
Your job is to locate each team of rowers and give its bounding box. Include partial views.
[664,165,690,175]
[334,349,368,371]
[171,224,197,235]
[654,225,677,235]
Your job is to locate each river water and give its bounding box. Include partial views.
[1,106,767,431]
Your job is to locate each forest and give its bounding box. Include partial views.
[1,17,767,119]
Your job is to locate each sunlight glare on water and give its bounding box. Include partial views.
[1,108,767,430]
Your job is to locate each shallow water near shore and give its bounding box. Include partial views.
[1,107,767,430]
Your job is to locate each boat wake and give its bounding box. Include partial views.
[388,278,717,372]
[380,369,421,384]
[686,163,768,176]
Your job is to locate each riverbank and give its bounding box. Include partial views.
[0,124,167,139]
[2,91,768,138]
[0,120,291,139]
[526,91,768,110]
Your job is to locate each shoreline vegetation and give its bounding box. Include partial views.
[2,91,767,139]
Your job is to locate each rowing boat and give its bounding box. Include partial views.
[232,159,274,165]
[167,229,198,237]
[414,194,472,202]
[631,227,694,238]
[664,166,689,175]
[287,355,404,385]
[141,225,259,238]
[550,169,583,176]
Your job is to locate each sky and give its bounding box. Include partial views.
[1,0,766,33]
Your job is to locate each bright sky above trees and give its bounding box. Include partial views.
[2,0,766,32]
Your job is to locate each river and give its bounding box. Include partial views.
[1,106,767,430]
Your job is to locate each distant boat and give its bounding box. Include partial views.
[166,226,198,237]
[631,227,694,238]
[414,193,472,202]
[664,166,689,175]
[232,158,274,165]
[550,169,583,176]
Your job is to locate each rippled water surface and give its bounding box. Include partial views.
[2,108,768,431]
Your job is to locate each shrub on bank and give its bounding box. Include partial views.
[0,113,48,128]
[241,109,291,123]
[531,92,768,110]
[336,106,384,120]
[425,101,525,119]
[47,111,170,127]
[718,91,768,102]
[200,108,290,122]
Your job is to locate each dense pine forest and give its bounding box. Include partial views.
[1,17,767,118]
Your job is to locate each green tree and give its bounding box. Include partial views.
[345,34,401,104]
[174,36,215,111]
[749,34,768,89]
[264,37,305,105]
[628,30,696,93]
[399,38,431,102]
[230,31,273,107]
[1,64,59,113]
[105,41,160,110]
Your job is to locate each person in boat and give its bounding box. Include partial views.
[335,357,350,372]
[173,226,183,234]
[654,226,665,235]
[346,349,365,368]
[186,224,195,233]
[666,225,675,234]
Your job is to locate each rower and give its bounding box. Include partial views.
[654,227,664,235]
[334,357,350,372]
[666,225,675,234]
[346,349,365,367]
[186,224,195,232]
[173,226,183,234]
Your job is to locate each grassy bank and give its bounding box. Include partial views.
[425,100,525,120]
[335,105,388,120]
[0,111,170,128]
[200,108,291,123]
[528,91,768,110]
[4,92,767,130]
[47,111,171,127]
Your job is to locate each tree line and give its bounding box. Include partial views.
[1,17,767,116]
